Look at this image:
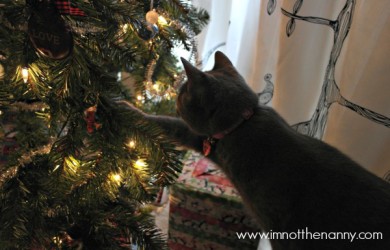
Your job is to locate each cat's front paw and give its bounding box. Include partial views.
[115,100,146,117]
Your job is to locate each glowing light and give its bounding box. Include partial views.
[153,83,159,92]
[127,140,136,149]
[110,173,122,184]
[134,159,147,170]
[122,23,129,33]
[52,236,62,244]
[53,164,61,172]
[137,95,143,101]
[158,15,168,26]
[22,67,29,83]
[113,174,121,182]
[65,156,80,173]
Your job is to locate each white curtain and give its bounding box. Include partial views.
[194,0,390,177]
[193,0,389,249]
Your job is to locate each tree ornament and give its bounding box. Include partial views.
[145,9,159,24]
[1,0,209,247]
[133,0,159,40]
[27,0,74,60]
[54,0,86,16]
[133,19,159,41]
[84,105,102,134]
[148,23,159,36]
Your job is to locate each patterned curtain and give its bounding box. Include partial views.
[194,0,389,178]
[193,1,389,248]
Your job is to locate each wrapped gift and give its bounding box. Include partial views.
[168,152,260,250]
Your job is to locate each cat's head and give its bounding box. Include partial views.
[177,51,258,136]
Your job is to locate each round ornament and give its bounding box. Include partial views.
[133,19,159,41]
[145,9,159,24]
[28,0,73,60]
[148,23,159,35]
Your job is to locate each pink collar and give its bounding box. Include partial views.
[203,108,254,156]
[212,109,254,139]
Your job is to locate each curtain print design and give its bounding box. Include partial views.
[284,0,303,36]
[277,0,390,139]
[263,0,389,179]
[198,42,227,70]
[267,0,277,15]
[258,74,274,105]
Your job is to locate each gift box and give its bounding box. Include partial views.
[168,152,260,250]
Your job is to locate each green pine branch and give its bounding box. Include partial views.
[0,0,208,248]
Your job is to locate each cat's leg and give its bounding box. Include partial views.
[116,100,204,151]
[145,114,204,151]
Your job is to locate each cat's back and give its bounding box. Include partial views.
[211,105,390,247]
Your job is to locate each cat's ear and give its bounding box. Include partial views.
[213,51,233,70]
[180,57,206,88]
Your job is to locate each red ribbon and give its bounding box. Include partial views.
[54,0,85,16]
[192,158,233,187]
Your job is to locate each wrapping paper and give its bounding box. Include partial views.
[168,152,259,250]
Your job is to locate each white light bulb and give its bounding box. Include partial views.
[127,140,136,148]
[110,173,122,184]
[135,159,147,170]
[22,67,29,83]
[158,15,168,26]
[112,174,121,182]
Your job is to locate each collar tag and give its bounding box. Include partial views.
[203,139,211,156]
[204,108,254,156]
[203,137,216,156]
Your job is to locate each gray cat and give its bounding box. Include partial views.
[119,51,390,250]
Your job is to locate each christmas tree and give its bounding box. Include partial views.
[0,0,208,249]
